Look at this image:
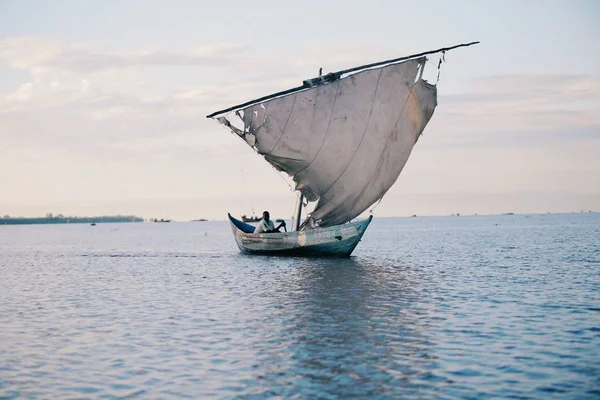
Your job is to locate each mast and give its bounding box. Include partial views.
[294,193,304,231]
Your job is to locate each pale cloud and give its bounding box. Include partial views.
[0,37,245,73]
[1,39,597,154]
[424,73,600,151]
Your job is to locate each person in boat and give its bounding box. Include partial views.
[255,211,286,234]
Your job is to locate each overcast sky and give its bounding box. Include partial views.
[1,0,598,220]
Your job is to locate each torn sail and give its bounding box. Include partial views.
[212,57,437,227]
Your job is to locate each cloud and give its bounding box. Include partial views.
[1,41,598,160]
[0,38,308,162]
[421,73,600,150]
[0,37,245,73]
[2,38,598,158]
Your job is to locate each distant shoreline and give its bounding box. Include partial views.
[0,211,595,225]
[0,216,143,225]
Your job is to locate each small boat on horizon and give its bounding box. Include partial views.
[241,215,261,223]
[152,218,171,223]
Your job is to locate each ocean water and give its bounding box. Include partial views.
[0,213,599,399]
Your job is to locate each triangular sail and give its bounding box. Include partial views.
[209,43,477,227]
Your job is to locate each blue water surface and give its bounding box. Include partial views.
[1,213,599,399]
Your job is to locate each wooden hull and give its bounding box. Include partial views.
[228,214,372,257]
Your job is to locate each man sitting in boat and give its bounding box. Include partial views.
[255,211,286,234]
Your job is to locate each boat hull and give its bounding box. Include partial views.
[228,214,372,257]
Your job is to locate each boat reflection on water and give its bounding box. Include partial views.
[252,256,439,397]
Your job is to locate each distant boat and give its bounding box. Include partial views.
[241,215,261,223]
[208,42,478,257]
[153,218,171,223]
[192,218,208,222]
[90,223,96,226]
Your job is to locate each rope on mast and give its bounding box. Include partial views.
[232,143,256,217]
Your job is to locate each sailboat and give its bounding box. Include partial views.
[208,42,478,257]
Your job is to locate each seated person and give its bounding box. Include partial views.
[255,211,286,233]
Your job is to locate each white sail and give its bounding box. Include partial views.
[216,57,437,227]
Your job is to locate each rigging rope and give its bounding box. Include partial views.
[266,155,297,194]
[232,142,256,217]
[216,113,297,196]
[436,51,446,84]
[217,111,301,222]
[369,198,383,214]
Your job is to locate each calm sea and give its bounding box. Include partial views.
[1,213,599,399]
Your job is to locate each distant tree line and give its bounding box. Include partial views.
[0,214,144,225]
